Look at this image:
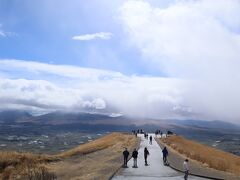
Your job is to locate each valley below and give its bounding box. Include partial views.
[0,111,239,156]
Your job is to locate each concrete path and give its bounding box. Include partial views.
[112,134,206,180]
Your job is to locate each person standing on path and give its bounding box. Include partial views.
[162,147,168,165]
[183,159,189,180]
[132,148,138,168]
[123,148,129,167]
[144,147,150,166]
[149,136,153,145]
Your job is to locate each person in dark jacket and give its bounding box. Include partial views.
[149,136,153,145]
[162,147,168,165]
[132,148,138,168]
[123,148,130,167]
[144,147,150,165]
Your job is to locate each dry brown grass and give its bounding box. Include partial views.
[49,132,139,180]
[161,135,240,176]
[58,132,130,158]
[0,133,139,180]
[0,151,57,179]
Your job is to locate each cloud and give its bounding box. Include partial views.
[1,0,240,123]
[0,59,188,119]
[0,24,6,37]
[0,31,6,37]
[0,59,123,81]
[0,24,17,38]
[119,0,240,123]
[72,32,113,41]
[0,78,107,113]
[120,0,240,78]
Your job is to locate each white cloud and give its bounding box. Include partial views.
[0,59,188,119]
[119,0,240,123]
[0,78,107,113]
[0,59,123,81]
[0,24,17,38]
[0,31,6,37]
[0,24,6,37]
[72,32,113,41]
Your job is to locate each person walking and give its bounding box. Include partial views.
[144,147,150,165]
[183,159,189,180]
[149,136,152,145]
[123,148,129,167]
[132,148,138,168]
[162,147,168,165]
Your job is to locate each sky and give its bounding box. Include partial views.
[0,0,240,124]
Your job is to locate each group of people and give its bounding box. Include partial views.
[143,133,153,145]
[124,129,189,180]
[123,146,189,179]
[123,147,170,167]
[122,146,168,168]
[132,129,144,135]
[154,130,163,137]
[133,129,174,139]
[123,147,150,168]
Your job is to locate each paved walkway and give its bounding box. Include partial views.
[112,134,206,180]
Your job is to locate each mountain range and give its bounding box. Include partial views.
[0,110,239,133]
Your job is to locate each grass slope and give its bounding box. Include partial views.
[160,135,240,176]
[49,132,139,179]
[0,133,139,180]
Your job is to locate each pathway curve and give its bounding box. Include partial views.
[112,134,207,180]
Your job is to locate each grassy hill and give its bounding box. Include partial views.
[158,135,240,177]
[0,133,139,180]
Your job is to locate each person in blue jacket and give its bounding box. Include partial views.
[162,147,168,165]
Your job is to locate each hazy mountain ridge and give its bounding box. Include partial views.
[0,110,239,156]
[170,119,240,130]
[0,110,32,123]
[0,110,239,132]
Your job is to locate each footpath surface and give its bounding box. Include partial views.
[112,134,206,180]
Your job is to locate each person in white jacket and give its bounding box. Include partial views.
[183,159,189,180]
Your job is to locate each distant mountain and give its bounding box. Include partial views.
[168,119,240,131]
[0,110,239,133]
[0,110,32,123]
[21,111,122,125]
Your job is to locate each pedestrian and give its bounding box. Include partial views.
[162,147,168,165]
[123,148,129,167]
[132,148,138,168]
[144,147,150,165]
[149,136,152,145]
[183,159,189,180]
